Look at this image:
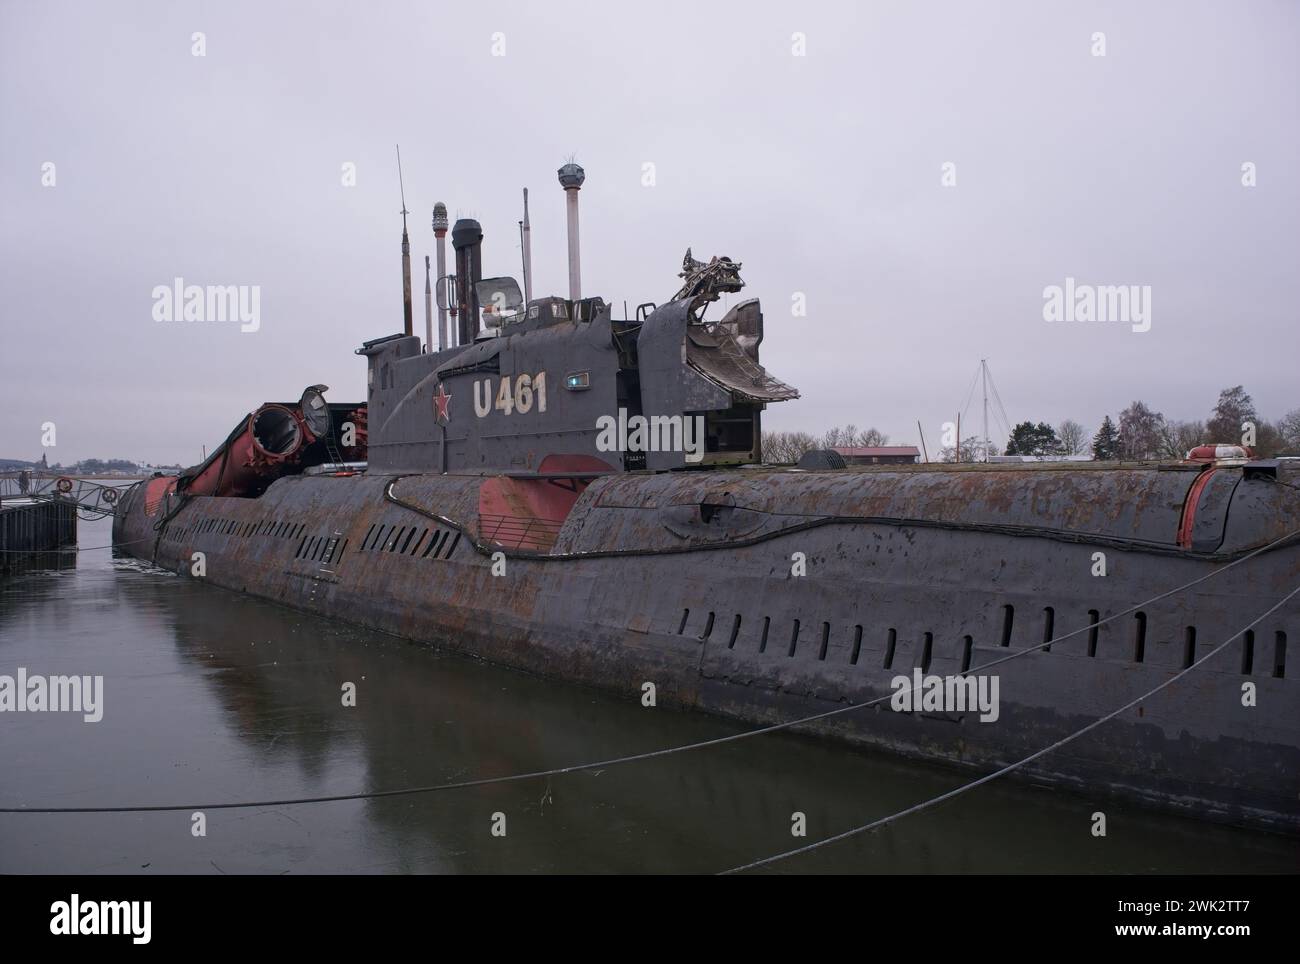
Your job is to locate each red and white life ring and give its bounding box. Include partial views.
[1186,445,1254,462]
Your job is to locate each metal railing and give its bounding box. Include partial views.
[0,475,135,517]
[478,513,564,551]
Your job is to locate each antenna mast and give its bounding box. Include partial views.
[397,145,413,338]
[424,255,433,350]
[520,188,533,304]
[981,358,989,463]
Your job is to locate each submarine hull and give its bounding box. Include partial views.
[113,462,1300,834]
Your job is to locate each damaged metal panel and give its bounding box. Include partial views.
[551,462,1290,556]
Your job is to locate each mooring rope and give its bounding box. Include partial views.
[718,580,1300,874]
[0,537,153,555]
[1,526,1295,815]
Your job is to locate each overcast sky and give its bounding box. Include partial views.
[2,0,1296,464]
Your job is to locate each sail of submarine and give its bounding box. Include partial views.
[114,160,1300,835]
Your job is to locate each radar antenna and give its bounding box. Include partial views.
[397,145,413,337]
[671,249,745,314]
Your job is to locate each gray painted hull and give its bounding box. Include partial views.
[113,464,1300,834]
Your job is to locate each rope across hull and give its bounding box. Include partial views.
[112,465,1300,834]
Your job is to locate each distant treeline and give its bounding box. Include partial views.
[763,386,1300,464]
[761,425,890,464]
[0,458,184,474]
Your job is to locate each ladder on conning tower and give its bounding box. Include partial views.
[322,426,345,468]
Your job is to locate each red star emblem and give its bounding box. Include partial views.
[433,383,452,423]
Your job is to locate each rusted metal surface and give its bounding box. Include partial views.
[178,388,365,499]
[551,462,1298,558]
[114,457,1300,833]
[105,229,1300,834]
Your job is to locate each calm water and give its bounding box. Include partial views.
[1,511,1296,874]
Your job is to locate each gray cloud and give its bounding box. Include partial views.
[1,0,1296,464]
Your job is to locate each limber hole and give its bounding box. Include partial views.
[334,539,348,563]
[850,625,863,666]
[422,530,444,558]
[1133,612,1147,663]
[727,615,742,650]
[1087,610,1100,657]
[883,628,897,670]
[1000,605,1014,647]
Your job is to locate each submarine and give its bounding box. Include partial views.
[113,162,1300,834]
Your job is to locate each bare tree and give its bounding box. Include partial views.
[820,424,887,448]
[761,431,794,464]
[939,435,996,462]
[820,425,856,448]
[764,425,891,463]
[762,430,822,464]
[1118,400,1166,460]
[1157,419,1206,459]
[788,432,819,461]
[1056,419,1087,455]
[1277,408,1300,451]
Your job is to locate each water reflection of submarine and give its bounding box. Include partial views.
[158,590,1231,873]
[162,594,547,777]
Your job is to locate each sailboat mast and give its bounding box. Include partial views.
[981,358,989,462]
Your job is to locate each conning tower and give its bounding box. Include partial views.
[357,164,798,475]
